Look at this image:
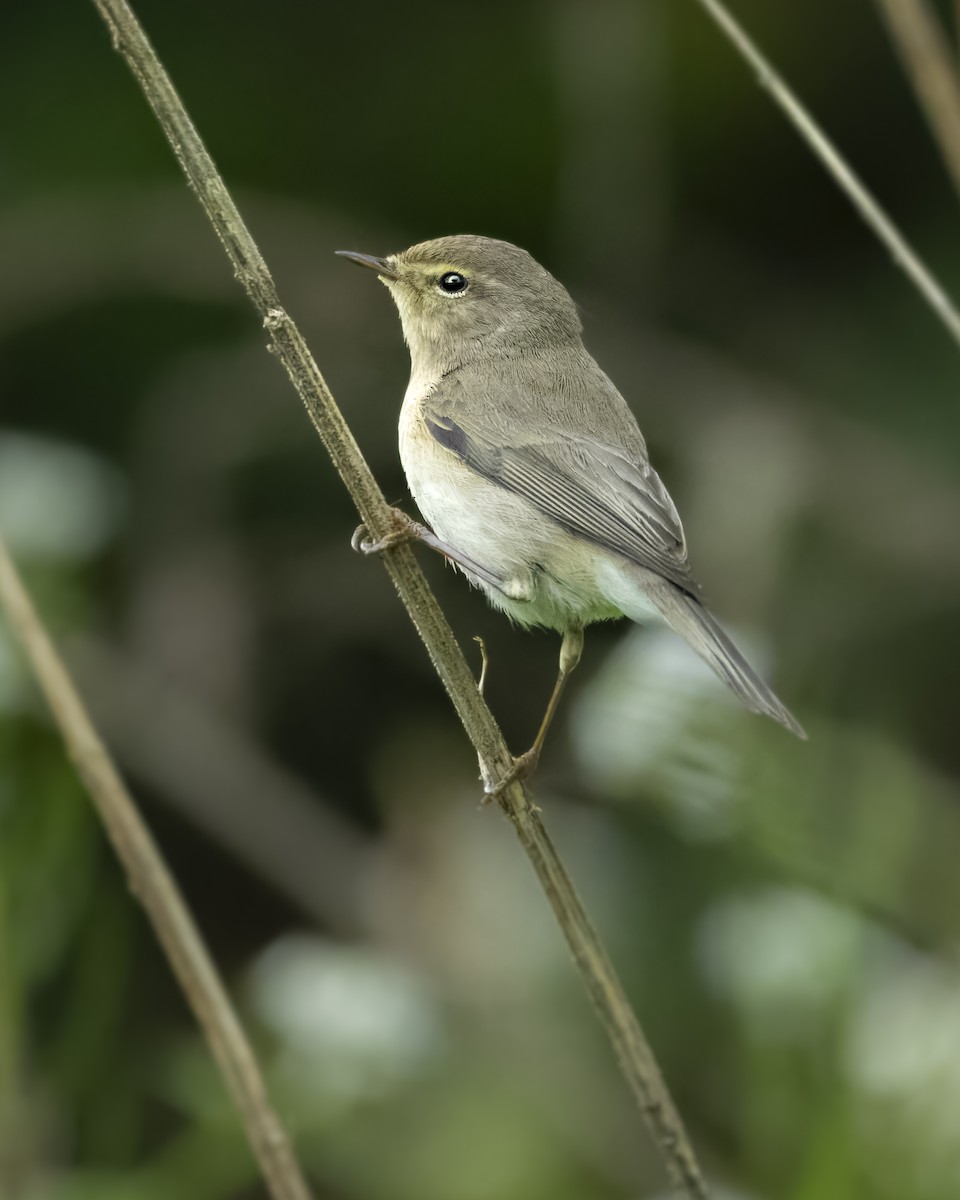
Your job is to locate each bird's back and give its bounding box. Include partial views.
[434,344,650,462]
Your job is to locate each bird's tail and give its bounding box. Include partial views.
[640,582,806,739]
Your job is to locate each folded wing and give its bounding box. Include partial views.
[424,412,699,596]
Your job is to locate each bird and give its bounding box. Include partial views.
[337,235,804,791]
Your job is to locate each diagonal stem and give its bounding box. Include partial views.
[696,0,960,351]
[0,536,314,1200]
[79,1,709,1195]
[873,0,960,199]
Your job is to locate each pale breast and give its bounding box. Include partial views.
[399,385,525,567]
[397,386,625,631]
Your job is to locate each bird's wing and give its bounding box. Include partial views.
[423,410,699,595]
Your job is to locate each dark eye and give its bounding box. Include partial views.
[438,271,468,295]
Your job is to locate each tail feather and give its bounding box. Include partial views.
[643,583,806,739]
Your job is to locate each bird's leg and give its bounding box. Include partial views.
[352,507,509,593]
[473,636,490,696]
[485,625,585,798]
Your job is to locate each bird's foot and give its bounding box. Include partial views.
[351,507,424,555]
[483,746,541,801]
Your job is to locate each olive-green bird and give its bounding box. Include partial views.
[338,236,804,789]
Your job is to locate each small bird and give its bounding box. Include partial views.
[338,236,804,789]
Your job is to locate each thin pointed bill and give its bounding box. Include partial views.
[335,250,399,279]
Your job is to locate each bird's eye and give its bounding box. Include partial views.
[437,271,468,295]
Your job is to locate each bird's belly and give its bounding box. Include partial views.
[398,394,625,631]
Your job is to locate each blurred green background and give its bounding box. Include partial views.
[3,1,960,1197]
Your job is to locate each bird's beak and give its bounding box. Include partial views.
[335,250,400,280]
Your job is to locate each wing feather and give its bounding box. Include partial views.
[425,413,698,594]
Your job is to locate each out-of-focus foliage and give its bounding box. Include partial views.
[2,1,960,1197]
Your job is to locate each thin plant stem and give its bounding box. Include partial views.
[874,0,960,197]
[82,2,709,1196]
[0,536,314,1200]
[696,0,960,351]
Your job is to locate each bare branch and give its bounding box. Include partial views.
[76,1,710,1195]
[696,0,960,351]
[874,0,960,198]
[0,535,314,1200]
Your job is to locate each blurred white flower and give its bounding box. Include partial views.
[848,946,960,1100]
[845,946,960,1190]
[696,886,861,1036]
[248,935,442,1107]
[572,625,746,838]
[0,432,125,560]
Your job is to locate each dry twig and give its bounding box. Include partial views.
[873,0,960,198]
[75,1,710,1196]
[0,536,314,1200]
[696,0,960,350]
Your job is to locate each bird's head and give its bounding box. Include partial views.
[337,235,582,375]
